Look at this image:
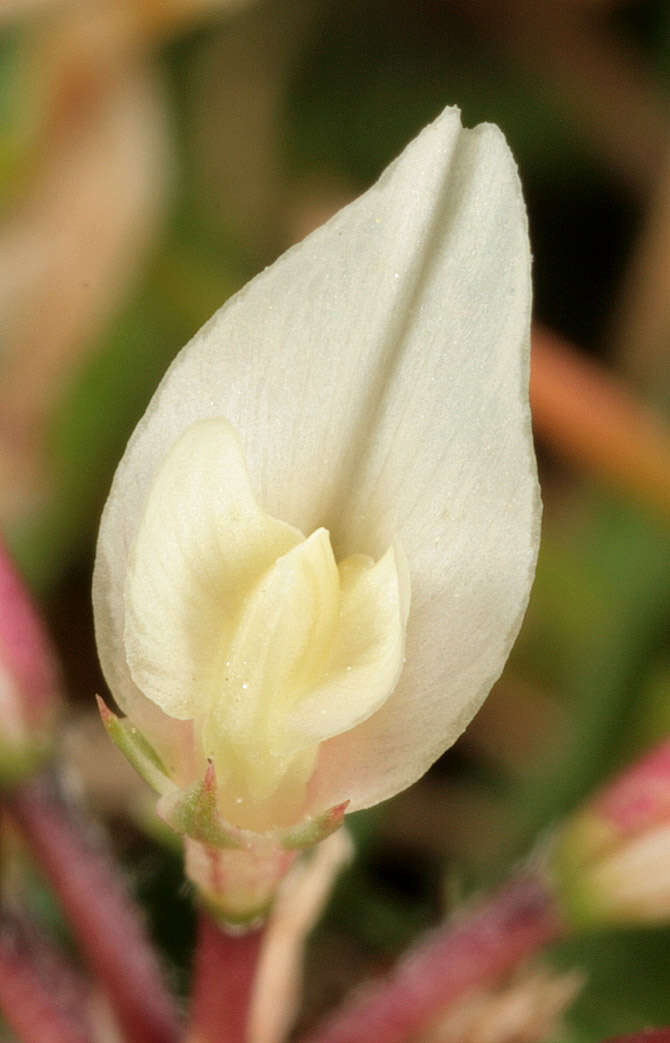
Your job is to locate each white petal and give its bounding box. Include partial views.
[124,418,301,719]
[94,105,539,812]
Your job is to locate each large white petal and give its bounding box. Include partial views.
[93,105,539,812]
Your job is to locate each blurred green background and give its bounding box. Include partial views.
[1,1,669,1040]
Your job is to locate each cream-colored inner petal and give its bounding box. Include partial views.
[124,419,408,828]
[285,547,407,750]
[124,418,302,720]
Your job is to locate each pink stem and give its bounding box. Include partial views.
[603,1035,670,1043]
[186,912,264,1043]
[0,918,92,1043]
[5,776,181,1043]
[298,872,563,1043]
[0,538,61,726]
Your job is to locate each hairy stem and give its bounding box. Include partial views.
[5,775,181,1043]
[298,871,562,1043]
[0,916,92,1043]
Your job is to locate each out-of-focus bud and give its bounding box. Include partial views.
[0,538,61,785]
[550,742,670,928]
[417,964,583,1043]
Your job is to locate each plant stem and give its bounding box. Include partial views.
[0,917,92,1043]
[603,1035,670,1043]
[186,912,264,1043]
[5,775,181,1043]
[297,871,563,1043]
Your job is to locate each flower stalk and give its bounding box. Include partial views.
[184,835,298,927]
[5,774,181,1043]
[186,913,264,1043]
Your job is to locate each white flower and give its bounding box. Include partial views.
[93,106,539,863]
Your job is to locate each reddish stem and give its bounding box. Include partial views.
[0,918,92,1043]
[604,1035,670,1043]
[5,776,181,1043]
[186,912,264,1043]
[298,872,563,1043]
[0,537,61,730]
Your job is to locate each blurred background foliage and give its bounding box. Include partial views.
[1,0,670,1040]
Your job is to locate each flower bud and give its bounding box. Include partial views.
[0,539,61,785]
[550,742,670,928]
[418,964,582,1043]
[93,106,539,922]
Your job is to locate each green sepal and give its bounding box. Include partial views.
[158,762,243,848]
[281,800,349,849]
[96,695,171,795]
